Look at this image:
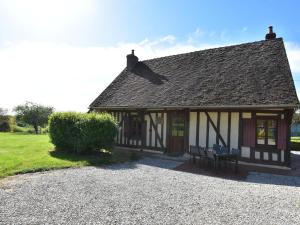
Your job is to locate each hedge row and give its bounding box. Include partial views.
[0,115,16,132]
[48,112,117,153]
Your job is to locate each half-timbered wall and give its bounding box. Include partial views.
[188,112,239,150]
[111,111,167,151]
[106,108,291,164]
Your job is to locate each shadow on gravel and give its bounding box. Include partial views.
[49,149,132,167]
[102,157,182,171]
[175,154,300,187]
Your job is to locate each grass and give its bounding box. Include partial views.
[291,136,300,151]
[0,132,131,178]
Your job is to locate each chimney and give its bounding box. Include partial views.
[265,26,276,40]
[126,49,138,71]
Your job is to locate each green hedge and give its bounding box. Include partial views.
[0,115,15,132]
[48,112,117,153]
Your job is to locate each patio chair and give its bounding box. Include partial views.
[205,147,216,170]
[230,148,240,173]
[198,146,207,167]
[231,148,240,156]
[189,145,200,163]
[213,144,221,152]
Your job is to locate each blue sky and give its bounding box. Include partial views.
[1,0,300,111]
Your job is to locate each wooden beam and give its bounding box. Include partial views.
[205,111,227,147]
[155,113,158,148]
[196,111,200,147]
[216,112,220,145]
[238,112,242,150]
[149,113,164,148]
[116,112,119,143]
[120,112,123,144]
[161,112,164,148]
[206,114,209,148]
[227,112,231,150]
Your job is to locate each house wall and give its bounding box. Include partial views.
[104,108,292,164]
[187,110,291,164]
[188,112,238,149]
[110,111,167,151]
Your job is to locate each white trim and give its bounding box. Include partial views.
[238,161,291,170]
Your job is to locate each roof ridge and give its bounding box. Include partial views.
[141,38,283,63]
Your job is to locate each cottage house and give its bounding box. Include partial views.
[89,27,299,166]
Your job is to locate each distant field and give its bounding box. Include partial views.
[291,136,300,151]
[0,133,130,178]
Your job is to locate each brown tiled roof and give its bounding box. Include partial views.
[90,38,299,109]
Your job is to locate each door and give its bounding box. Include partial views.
[168,111,185,154]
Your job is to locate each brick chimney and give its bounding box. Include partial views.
[126,50,138,71]
[265,26,276,40]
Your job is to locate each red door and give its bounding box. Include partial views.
[168,111,185,154]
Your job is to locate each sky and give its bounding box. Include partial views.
[1,0,300,112]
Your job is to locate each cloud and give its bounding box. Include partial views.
[0,38,219,112]
[286,42,300,74]
[242,27,248,32]
[1,37,300,112]
[187,28,206,44]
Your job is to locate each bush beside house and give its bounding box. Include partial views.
[49,112,117,153]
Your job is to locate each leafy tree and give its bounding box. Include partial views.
[14,102,54,134]
[293,112,300,124]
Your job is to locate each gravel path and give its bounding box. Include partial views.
[0,158,300,225]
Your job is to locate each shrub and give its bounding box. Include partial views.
[0,121,10,132]
[0,115,16,132]
[48,112,117,153]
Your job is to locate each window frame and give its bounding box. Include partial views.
[255,116,278,148]
[125,114,143,140]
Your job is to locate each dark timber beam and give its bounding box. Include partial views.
[205,111,227,147]
[227,112,231,150]
[196,111,200,147]
[216,112,220,145]
[149,113,164,148]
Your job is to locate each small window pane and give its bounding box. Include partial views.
[256,120,266,144]
[267,120,276,145]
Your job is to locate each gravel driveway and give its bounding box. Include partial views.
[1,158,300,225]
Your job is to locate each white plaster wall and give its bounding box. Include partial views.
[281,150,285,162]
[145,114,150,147]
[208,112,217,147]
[242,112,251,119]
[230,112,239,149]
[241,146,250,158]
[150,113,156,147]
[255,151,260,159]
[272,153,278,161]
[156,113,162,148]
[163,112,167,147]
[199,112,207,147]
[189,112,197,146]
[263,152,269,160]
[219,112,228,147]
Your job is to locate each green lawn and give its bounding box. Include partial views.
[0,133,130,178]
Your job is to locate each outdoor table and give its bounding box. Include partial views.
[207,149,238,173]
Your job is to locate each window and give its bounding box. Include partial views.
[256,119,277,146]
[124,115,142,139]
[171,118,184,137]
[130,115,142,139]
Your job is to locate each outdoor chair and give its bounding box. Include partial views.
[198,146,207,167]
[213,144,221,152]
[231,148,240,156]
[189,145,200,163]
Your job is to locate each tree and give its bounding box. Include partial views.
[14,102,54,134]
